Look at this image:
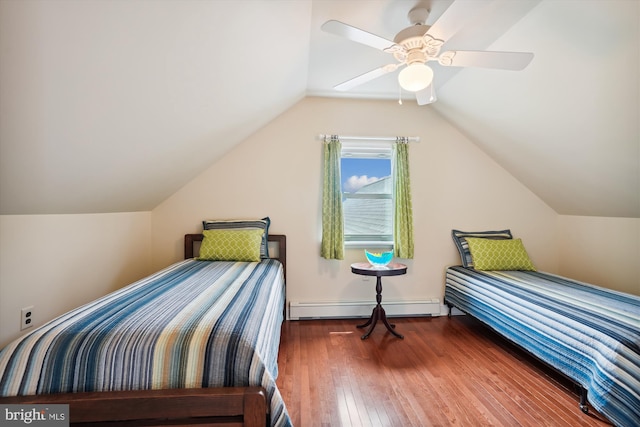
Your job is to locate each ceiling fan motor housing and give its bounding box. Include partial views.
[393,25,429,46]
[392,24,443,63]
[404,49,427,65]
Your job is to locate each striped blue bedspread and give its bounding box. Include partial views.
[445,266,640,427]
[0,258,292,427]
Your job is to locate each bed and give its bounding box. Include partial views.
[0,230,292,427]
[444,229,640,427]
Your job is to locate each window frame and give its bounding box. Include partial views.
[341,141,394,250]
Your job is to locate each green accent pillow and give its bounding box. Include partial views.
[466,237,536,271]
[197,228,264,262]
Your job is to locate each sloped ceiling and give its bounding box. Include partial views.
[0,0,312,214]
[1,0,638,218]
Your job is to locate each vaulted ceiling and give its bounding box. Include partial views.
[1,0,638,217]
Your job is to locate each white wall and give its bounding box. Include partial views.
[0,212,153,347]
[1,98,635,350]
[558,215,640,295]
[152,97,559,309]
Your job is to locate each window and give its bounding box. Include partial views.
[341,141,393,248]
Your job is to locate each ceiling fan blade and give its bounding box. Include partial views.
[438,50,534,70]
[335,64,399,91]
[321,20,396,51]
[415,84,437,106]
[426,1,489,42]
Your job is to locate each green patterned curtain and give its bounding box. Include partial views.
[393,138,414,259]
[320,136,344,260]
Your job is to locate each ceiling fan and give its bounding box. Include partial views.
[321,1,534,105]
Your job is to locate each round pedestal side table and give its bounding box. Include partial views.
[350,262,407,339]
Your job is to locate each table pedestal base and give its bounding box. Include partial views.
[350,264,407,340]
[357,304,404,340]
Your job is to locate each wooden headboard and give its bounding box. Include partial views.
[184,234,286,282]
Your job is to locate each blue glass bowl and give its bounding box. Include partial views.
[365,250,393,267]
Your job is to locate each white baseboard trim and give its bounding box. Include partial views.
[288,299,441,320]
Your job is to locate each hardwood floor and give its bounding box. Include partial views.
[276,316,612,427]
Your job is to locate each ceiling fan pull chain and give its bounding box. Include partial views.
[398,85,403,105]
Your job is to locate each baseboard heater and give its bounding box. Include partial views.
[288,299,441,320]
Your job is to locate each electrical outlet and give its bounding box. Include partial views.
[21,306,34,330]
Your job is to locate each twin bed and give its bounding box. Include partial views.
[0,228,291,427]
[3,225,638,427]
[444,229,640,427]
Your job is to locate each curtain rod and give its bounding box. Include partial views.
[317,134,420,143]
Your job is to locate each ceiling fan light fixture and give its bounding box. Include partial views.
[398,63,433,92]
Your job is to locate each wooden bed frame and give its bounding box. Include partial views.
[1,233,288,427]
[2,387,268,427]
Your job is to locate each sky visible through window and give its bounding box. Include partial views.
[341,158,391,193]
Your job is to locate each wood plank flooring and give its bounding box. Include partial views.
[276,316,612,427]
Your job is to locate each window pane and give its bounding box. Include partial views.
[341,156,392,244]
[341,158,391,193]
[344,197,393,238]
